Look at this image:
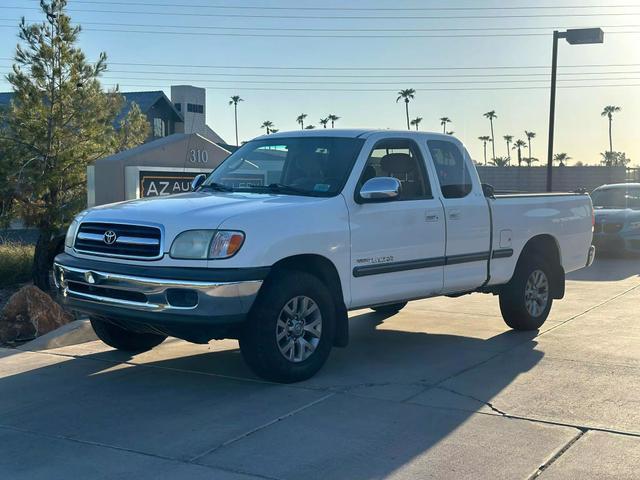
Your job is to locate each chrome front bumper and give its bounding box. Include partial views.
[53,262,263,319]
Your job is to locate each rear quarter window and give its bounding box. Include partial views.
[427,140,473,199]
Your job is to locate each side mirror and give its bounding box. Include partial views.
[191,174,206,191]
[481,183,495,199]
[359,177,402,203]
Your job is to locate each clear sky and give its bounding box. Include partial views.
[1,0,639,165]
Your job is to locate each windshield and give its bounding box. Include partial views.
[203,137,365,196]
[591,187,640,210]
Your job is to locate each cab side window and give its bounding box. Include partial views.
[358,139,431,201]
[427,140,473,198]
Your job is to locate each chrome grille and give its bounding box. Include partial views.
[74,222,162,259]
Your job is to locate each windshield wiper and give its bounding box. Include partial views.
[200,182,234,192]
[246,183,312,195]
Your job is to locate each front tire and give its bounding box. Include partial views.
[239,271,335,383]
[499,255,553,331]
[90,317,167,352]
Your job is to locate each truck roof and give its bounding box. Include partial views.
[260,129,456,141]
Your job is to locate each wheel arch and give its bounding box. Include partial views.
[267,254,349,347]
[515,234,565,299]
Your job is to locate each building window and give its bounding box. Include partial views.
[187,103,204,114]
[153,118,166,138]
[174,103,181,112]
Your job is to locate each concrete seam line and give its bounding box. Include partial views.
[0,423,280,480]
[434,386,508,416]
[526,429,587,480]
[189,392,336,462]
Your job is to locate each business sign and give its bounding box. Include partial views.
[139,171,201,197]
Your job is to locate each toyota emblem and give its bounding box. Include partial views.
[103,230,117,245]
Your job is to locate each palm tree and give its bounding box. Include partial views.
[396,88,416,130]
[270,128,279,134]
[296,113,307,130]
[512,139,527,167]
[328,114,340,128]
[319,117,329,128]
[601,105,621,153]
[446,131,454,135]
[439,117,451,134]
[525,156,539,167]
[553,152,571,167]
[228,95,243,146]
[478,136,492,165]
[305,125,316,129]
[503,135,513,162]
[410,116,423,131]
[483,110,497,161]
[261,120,274,135]
[489,156,510,167]
[524,130,536,165]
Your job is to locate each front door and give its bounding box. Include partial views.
[347,137,445,308]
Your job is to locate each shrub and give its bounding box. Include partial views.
[0,242,33,288]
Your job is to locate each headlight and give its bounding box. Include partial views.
[628,221,640,230]
[64,219,80,248]
[170,230,245,259]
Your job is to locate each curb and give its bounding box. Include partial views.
[20,319,97,351]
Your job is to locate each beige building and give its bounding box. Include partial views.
[88,133,230,207]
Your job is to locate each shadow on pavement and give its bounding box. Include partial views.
[568,255,640,282]
[0,310,544,479]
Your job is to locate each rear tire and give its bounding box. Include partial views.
[90,317,167,352]
[239,271,335,383]
[499,255,553,331]
[372,302,407,315]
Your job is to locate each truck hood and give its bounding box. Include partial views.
[83,192,328,241]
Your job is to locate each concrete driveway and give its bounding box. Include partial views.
[1,257,639,479]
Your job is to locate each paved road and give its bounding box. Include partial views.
[1,257,640,479]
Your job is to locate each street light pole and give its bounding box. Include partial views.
[546,31,561,192]
[545,28,604,192]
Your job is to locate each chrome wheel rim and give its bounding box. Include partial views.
[524,269,549,318]
[276,295,322,363]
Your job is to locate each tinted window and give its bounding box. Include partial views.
[358,139,431,200]
[205,137,364,197]
[427,140,472,198]
[591,187,640,209]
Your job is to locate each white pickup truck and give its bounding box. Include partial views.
[54,130,595,382]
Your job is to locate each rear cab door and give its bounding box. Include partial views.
[344,133,446,308]
[423,137,492,293]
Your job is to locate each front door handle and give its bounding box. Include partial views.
[448,209,462,220]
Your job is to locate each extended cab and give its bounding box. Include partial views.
[54,130,595,382]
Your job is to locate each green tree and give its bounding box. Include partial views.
[396,88,415,130]
[328,114,340,128]
[113,102,150,153]
[553,152,571,167]
[261,120,274,134]
[489,156,510,167]
[478,136,492,165]
[296,113,307,130]
[304,125,316,129]
[483,110,497,161]
[228,95,243,146]
[0,0,147,289]
[503,135,513,162]
[512,139,527,167]
[319,117,329,128]
[410,116,423,131]
[601,105,621,153]
[524,130,536,165]
[524,156,539,167]
[439,116,451,134]
[446,131,454,135]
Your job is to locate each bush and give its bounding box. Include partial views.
[0,242,33,288]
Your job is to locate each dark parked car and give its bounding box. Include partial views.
[591,183,640,253]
